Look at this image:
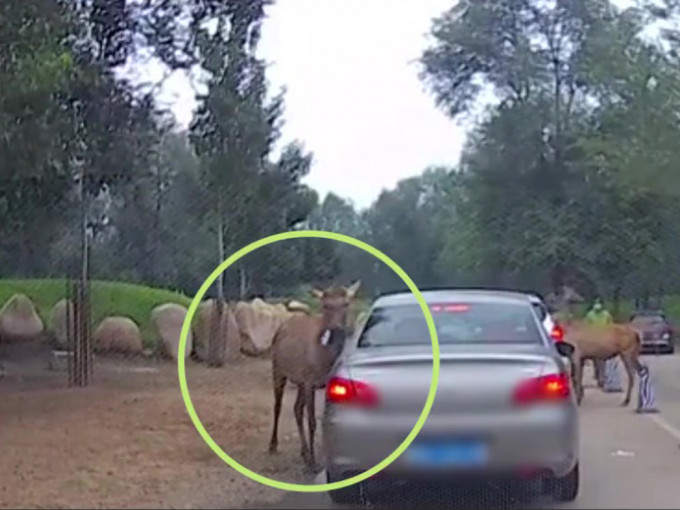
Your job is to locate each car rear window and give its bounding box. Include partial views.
[631,315,665,325]
[357,301,545,347]
[531,302,547,322]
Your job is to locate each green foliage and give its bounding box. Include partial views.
[5,0,680,322]
[410,0,680,303]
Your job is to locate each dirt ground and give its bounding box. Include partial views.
[0,341,313,509]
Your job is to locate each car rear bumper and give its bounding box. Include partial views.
[323,405,578,480]
[640,341,674,353]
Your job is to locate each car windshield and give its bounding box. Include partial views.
[358,301,545,347]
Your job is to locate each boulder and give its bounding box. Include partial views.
[234,299,283,356]
[50,299,74,349]
[0,294,44,340]
[273,303,288,316]
[151,303,192,360]
[192,300,240,364]
[94,317,143,355]
[286,299,311,314]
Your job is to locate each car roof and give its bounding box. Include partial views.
[372,289,534,308]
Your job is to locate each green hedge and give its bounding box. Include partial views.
[0,279,192,348]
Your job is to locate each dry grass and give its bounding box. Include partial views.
[0,347,313,509]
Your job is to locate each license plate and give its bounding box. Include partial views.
[406,440,488,467]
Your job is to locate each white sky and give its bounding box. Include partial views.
[150,0,648,209]
[155,0,464,209]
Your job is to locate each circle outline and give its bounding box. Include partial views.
[177,230,440,493]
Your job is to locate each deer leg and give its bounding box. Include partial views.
[294,385,311,464]
[268,371,286,454]
[575,358,584,405]
[594,359,605,389]
[620,352,635,407]
[305,385,318,471]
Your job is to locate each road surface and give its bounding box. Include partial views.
[243,353,680,509]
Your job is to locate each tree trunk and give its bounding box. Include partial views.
[152,168,163,284]
[612,286,621,321]
[207,194,226,367]
[239,268,247,300]
[79,172,89,286]
[17,221,32,277]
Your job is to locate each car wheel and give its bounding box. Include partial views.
[550,462,579,502]
[326,470,363,505]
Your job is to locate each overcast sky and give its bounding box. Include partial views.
[152,0,645,209]
[157,0,464,209]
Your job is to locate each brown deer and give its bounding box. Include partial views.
[268,281,361,471]
[562,319,642,406]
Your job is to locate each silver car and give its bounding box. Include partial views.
[322,289,579,505]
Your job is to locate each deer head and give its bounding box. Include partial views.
[310,280,361,331]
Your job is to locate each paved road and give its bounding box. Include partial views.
[247,353,680,509]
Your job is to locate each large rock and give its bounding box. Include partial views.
[50,299,74,349]
[0,294,44,340]
[192,300,240,364]
[151,303,192,360]
[94,317,143,355]
[286,300,310,314]
[234,298,286,356]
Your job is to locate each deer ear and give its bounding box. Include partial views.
[346,280,361,299]
[309,288,324,300]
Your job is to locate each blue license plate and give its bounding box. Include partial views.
[406,440,488,467]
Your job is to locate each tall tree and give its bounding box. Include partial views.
[188,0,281,364]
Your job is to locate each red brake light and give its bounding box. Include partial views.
[550,324,564,342]
[326,377,379,407]
[513,373,571,406]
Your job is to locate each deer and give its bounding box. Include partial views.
[268,281,361,472]
[562,319,642,406]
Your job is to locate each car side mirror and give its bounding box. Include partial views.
[555,341,574,358]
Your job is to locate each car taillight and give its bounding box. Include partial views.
[550,324,564,342]
[326,377,380,407]
[513,373,571,406]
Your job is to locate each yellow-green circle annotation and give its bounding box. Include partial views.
[177,230,440,493]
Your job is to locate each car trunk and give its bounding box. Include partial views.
[344,344,558,417]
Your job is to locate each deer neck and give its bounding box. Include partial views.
[318,325,347,362]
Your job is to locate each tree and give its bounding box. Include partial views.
[0,0,77,276]
[418,0,678,302]
[187,0,283,364]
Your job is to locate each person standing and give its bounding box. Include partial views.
[585,298,613,326]
[585,298,613,389]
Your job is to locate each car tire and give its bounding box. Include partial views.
[550,462,579,502]
[326,470,363,506]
